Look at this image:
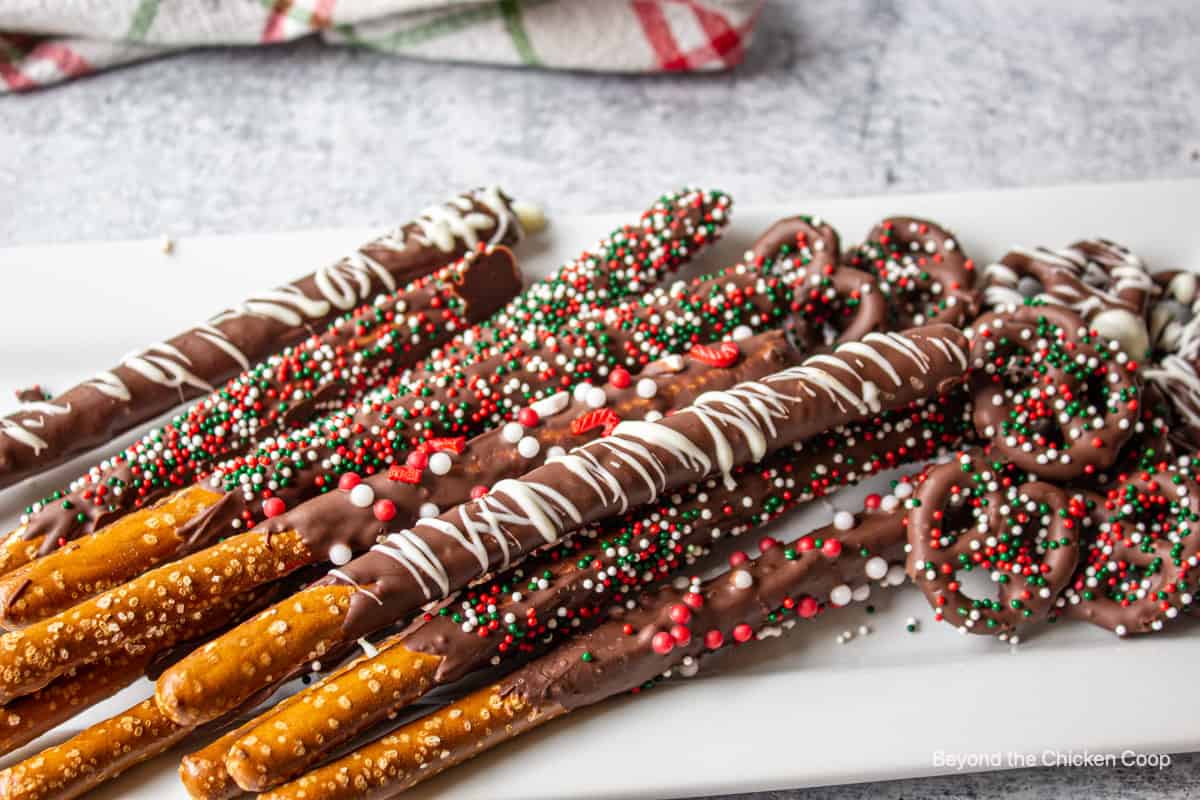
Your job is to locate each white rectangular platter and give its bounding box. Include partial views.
[1,179,1199,799]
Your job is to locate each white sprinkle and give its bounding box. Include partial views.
[349,484,375,508]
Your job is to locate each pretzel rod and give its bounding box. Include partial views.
[0,192,734,628]
[260,488,914,800]
[157,325,967,728]
[0,574,298,759]
[180,724,256,800]
[0,188,530,490]
[0,698,189,800]
[0,651,149,758]
[0,249,829,705]
[153,332,803,726]
[221,390,972,791]
[0,245,522,587]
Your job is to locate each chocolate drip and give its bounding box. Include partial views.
[328,326,968,646]
[16,247,519,557]
[0,188,526,489]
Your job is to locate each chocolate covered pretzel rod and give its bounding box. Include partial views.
[0,246,520,595]
[981,238,1156,357]
[220,391,971,791]
[152,332,800,727]
[156,325,968,727]
[0,187,531,489]
[258,488,914,800]
[0,192,737,628]
[0,254,818,703]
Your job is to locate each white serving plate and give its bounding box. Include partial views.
[1,179,1199,799]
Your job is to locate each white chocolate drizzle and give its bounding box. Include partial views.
[343,330,959,603]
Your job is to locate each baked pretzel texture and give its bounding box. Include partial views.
[0,187,532,490]
[154,325,968,729]
[0,244,523,584]
[258,485,915,800]
[0,188,735,629]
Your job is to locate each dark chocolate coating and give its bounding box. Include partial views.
[0,188,525,489]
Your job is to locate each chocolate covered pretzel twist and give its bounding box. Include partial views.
[846,216,979,328]
[749,215,888,348]
[1055,464,1200,635]
[0,187,532,489]
[968,304,1140,481]
[906,449,1085,638]
[981,238,1156,357]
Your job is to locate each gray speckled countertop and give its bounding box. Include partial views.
[3,1,1200,798]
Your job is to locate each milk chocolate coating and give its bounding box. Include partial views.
[750,215,888,347]
[501,501,907,712]
[13,247,520,556]
[968,304,1139,481]
[1059,468,1200,634]
[906,450,1082,635]
[847,216,980,328]
[401,388,972,683]
[182,257,818,559]
[0,188,526,489]
[326,326,968,645]
[981,238,1155,358]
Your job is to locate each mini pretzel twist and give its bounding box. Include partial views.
[906,449,1085,638]
[1055,465,1200,635]
[968,304,1141,481]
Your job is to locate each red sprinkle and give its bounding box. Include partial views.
[733,623,754,643]
[373,499,397,522]
[670,624,692,646]
[470,485,489,500]
[669,603,692,624]
[609,367,632,389]
[338,473,361,491]
[518,408,540,427]
[262,497,286,518]
[406,450,429,469]
[822,538,843,557]
[689,341,740,367]
[704,629,724,649]
[652,631,675,655]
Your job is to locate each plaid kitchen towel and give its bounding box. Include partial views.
[0,0,764,93]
